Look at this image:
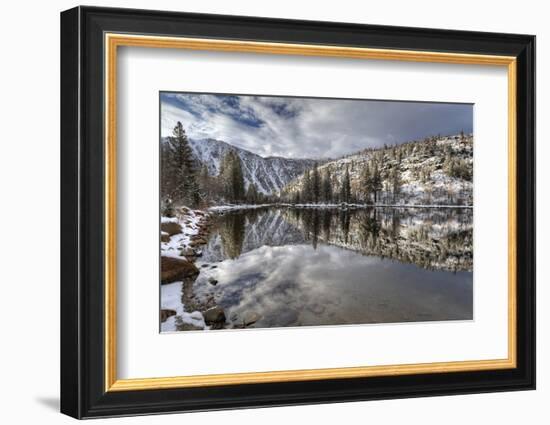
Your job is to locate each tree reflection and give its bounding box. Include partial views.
[359,208,381,247]
[339,210,351,244]
[219,212,245,259]
[211,206,473,272]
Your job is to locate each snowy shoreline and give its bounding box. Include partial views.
[161,207,214,332]
[208,203,472,213]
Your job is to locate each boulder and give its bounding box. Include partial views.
[161,256,199,284]
[190,238,207,247]
[208,277,218,286]
[176,322,203,331]
[180,248,196,258]
[161,221,182,236]
[160,309,177,322]
[243,312,261,326]
[160,232,170,242]
[203,306,226,325]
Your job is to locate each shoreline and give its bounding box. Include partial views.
[208,203,473,213]
[160,207,216,331]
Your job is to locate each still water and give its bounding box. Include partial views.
[183,206,473,329]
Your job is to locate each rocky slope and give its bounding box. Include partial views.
[281,134,473,206]
[162,137,317,195]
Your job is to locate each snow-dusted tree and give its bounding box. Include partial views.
[246,183,259,204]
[360,162,372,203]
[311,162,321,203]
[371,161,383,203]
[302,169,312,203]
[321,168,332,203]
[165,121,200,207]
[219,151,245,203]
[160,139,173,200]
[293,190,301,204]
[198,164,212,202]
[390,167,402,202]
[161,196,175,217]
[340,166,351,203]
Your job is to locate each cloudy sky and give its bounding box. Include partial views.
[160,92,472,159]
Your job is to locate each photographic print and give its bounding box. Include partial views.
[159,92,473,332]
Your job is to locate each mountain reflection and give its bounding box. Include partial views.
[206,207,472,273]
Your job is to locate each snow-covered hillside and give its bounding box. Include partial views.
[162,137,317,195]
[281,134,473,206]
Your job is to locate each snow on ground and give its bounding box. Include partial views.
[208,203,273,212]
[161,281,206,332]
[161,207,212,332]
[161,208,208,259]
[284,203,472,209]
[161,216,179,223]
[208,203,472,212]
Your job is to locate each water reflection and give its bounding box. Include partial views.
[192,243,472,328]
[180,206,473,330]
[247,207,473,272]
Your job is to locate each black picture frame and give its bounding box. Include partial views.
[61,5,535,419]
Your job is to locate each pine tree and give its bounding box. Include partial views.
[371,161,383,203]
[166,122,200,207]
[340,166,351,203]
[219,152,232,200]
[361,162,372,203]
[293,190,301,204]
[246,183,259,204]
[198,164,211,201]
[321,169,332,203]
[219,151,245,203]
[231,153,245,202]
[302,170,312,203]
[390,167,402,202]
[311,163,321,203]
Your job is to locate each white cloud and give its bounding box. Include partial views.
[161,93,472,159]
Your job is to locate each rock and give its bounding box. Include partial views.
[161,221,182,236]
[208,277,218,285]
[201,264,209,268]
[243,312,261,326]
[160,309,176,322]
[176,322,203,331]
[160,256,199,284]
[210,265,217,269]
[160,232,170,242]
[180,248,196,257]
[231,323,245,329]
[203,306,226,325]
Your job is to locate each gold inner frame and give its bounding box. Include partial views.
[104,33,517,392]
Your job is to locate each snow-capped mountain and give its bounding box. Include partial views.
[164,137,317,195]
[281,134,473,206]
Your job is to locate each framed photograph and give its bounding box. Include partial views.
[60,6,535,419]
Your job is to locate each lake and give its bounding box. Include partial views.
[165,206,473,331]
